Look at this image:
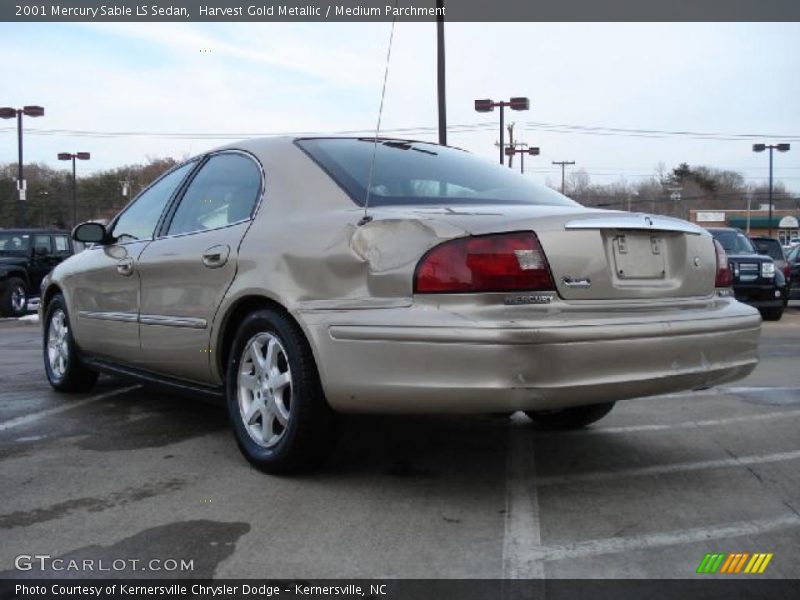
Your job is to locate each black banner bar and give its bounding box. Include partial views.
[2,579,800,600]
[2,0,800,22]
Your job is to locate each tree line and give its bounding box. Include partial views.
[551,163,798,219]
[1,158,797,230]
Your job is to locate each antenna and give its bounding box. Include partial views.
[359,1,399,227]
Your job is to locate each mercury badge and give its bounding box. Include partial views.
[562,276,592,289]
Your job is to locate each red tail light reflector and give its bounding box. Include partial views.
[713,239,733,287]
[414,231,555,293]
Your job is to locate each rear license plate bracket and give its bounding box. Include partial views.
[612,233,666,279]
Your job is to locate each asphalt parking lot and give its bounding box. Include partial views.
[1,304,799,580]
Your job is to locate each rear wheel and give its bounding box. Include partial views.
[525,402,615,430]
[760,306,784,321]
[226,308,338,473]
[1,277,28,318]
[43,294,99,392]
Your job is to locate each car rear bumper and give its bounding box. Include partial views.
[305,296,761,414]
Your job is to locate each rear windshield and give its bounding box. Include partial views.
[711,230,756,255]
[296,138,578,208]
[751,238,785,261]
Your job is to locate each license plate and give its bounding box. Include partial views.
[612,233,666,279]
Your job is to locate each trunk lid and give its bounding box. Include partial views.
[372,205,717,301]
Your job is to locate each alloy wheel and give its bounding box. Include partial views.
[237,332,293,448]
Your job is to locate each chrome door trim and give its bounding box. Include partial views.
[565,214,705,235]
[139,314,208,329]
[78,310,138,323]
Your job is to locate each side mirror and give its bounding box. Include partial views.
[72,222,108,244]
[34,246,49,256]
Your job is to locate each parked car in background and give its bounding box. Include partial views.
[39,138,761,472]
[0,229,74,317]
[750,236,790,295]
[786,244,800,300]
[709,228,787,320]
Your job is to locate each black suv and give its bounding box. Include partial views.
[708,228,787,321]
[0,229,75,317]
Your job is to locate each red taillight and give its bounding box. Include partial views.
[713,239,733,287]
[414,231,555,293]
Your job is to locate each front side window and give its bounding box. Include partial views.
[296,138,578,208]
[167,153,261,236]
[0,233,30,255]
[111,161,197,242]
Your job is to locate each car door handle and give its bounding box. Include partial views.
[116,258,134,277]
[202,245,230,269]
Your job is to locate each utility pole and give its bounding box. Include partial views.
[552,160,576,194]
[436,0,446,146]
[506,123,515,169]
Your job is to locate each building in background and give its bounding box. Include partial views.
[689,208,800,246]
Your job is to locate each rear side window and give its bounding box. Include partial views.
[167,153,261,236]
[111,161,197,242]
[296,138,577,208]
[33,235,52,253]
[54,236,70,253]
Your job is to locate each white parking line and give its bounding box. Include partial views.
[536,449,800,487]
[545,408,800,436]
[502,416,544,579]
[531,514,800,562]
[0,385,140,432]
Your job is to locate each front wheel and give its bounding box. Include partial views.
[226,308,338,474]
[524,402,615,430]
[1,277,28,318]
[759,306,784,321]
[43,294,99,392]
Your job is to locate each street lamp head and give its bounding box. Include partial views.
[509,97,530,111]
[528,147,540,156]
[777,143,791,152]
[76,152,91,160]
[57,153,72,161]
[22,105,44,117]
[0,107,17,119]
[504,147,515,156]
[752,144,766,153]
[474,99,495,113]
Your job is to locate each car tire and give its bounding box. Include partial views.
[43,294,99,392]
[1,277,28,318]
[760,306,784,321]
[225,308,338,474]
[524,402,615,430]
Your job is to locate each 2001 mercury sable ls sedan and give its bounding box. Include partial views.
[39,137,761,472]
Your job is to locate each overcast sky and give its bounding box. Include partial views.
[1,22,799,191]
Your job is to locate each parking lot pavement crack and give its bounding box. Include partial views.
[0,478,187,529]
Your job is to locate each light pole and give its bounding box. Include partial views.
[474,97,529,165]
[505,144,540,174]
[436,0,446,146]
[752,143,790,238]
[58,152,91,228]
[0,105,45,226]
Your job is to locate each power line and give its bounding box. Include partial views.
[2,121,798,142]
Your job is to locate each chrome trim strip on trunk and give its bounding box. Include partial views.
[564,214,704,235]
[139,314,208,329]
[78,310,138,323]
